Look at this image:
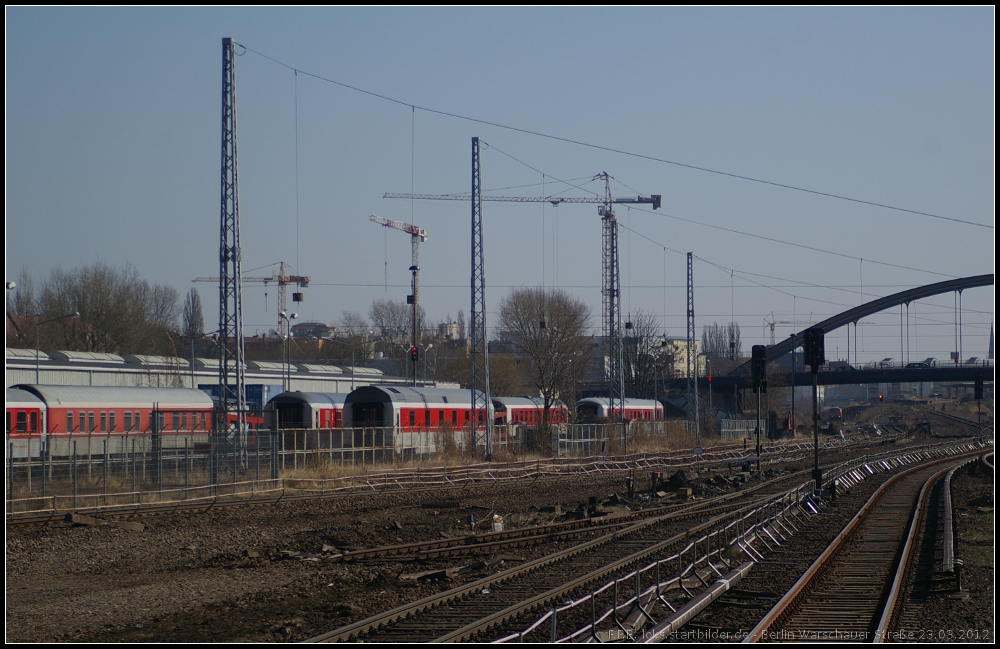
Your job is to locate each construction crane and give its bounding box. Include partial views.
[386,173,660,420]
[369,214,428,386]
[763,313,818,347]
[194,261,309,339]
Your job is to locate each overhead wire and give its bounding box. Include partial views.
[237,42,992,231]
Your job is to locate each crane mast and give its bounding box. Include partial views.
[193,260,309,339]
[386,174,660,434]
[370,214,428,386]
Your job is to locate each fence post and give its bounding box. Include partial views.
[131,439,137,502]
[72,440,78,510]
[8,442,14,514]
[41,433,47,498]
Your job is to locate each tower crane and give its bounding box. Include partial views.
[385,173,660,419]
[764,313,817,347]
[194,261,309,338]
[369,214,428,386]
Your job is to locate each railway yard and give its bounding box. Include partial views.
[5,403,994,643]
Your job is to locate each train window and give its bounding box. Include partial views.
[409,410,415,427]
[124,411,132,432]
[79,412,85,434]
[171,412,179,431]
[67,412,73,433]
[439,410,444,424]
[425,409,430,427]
[30,411,38,433]
[452,410,457,425]
[6,412,10,434]
[100,412,107,433]
[88,412,95,433]
[16,412,27,434]
[109,411,116,432]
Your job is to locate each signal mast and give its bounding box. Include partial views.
[370,214,428,386]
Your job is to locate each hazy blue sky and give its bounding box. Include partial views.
[6,7,994,364]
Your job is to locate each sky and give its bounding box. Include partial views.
[6,7,995,366]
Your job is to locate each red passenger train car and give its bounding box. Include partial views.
[6,384,216,458]
[491,396,569,426]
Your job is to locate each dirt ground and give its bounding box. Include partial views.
[6,407,991,643]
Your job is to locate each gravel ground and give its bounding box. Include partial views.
[5,428,989,643]
[7,470,656,642]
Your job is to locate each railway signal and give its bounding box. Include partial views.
[370,215,428,387]
[803,327,825,492]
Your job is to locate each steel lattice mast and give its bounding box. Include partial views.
[216,37,247,481]
[686,252,699,443]
[599,173,625,437]
[470,137,492,458]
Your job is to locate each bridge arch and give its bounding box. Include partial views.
[734,274,993,372]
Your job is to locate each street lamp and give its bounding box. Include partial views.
[36,311,80,383]
[278,311,298,392]
[421,343,434,382]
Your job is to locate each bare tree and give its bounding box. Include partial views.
[369,299,426,375]
[488,353,531,396]
[497,288,591,431]
[339,310,369,338]
[35,261,179,355]
[456,309,466,341]
[182,288,204,338]
[622,310,669,399]
[702,321,743,374]
[369,299,417,343]
[10,267,37,316]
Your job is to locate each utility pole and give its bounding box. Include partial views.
[217,37,247,482]
[369,215,428,387]
[686,252,699,444]
[470,137,492,458]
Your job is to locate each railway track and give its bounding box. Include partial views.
[306,445,952,643]
[307,493,779,643]
[745,449,981,643]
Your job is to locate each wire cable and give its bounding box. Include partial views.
[237,43,992,231]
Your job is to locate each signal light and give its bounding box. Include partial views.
[410,347,418,362]
[878,394,884,402]
[751,345,766,389]
[804,328,825,369]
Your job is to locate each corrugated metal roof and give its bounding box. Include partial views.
[6,348,47,360]
[123,354,190,367]
[15,384,214,409]
[48,351,125,364]
[6,387,44,405]
[247,361,286,371]
[347,367,382,375]
[295,363,343,374]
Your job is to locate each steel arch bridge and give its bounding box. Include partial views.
[731,273,994,375]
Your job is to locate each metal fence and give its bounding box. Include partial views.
[4,421,707,503]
